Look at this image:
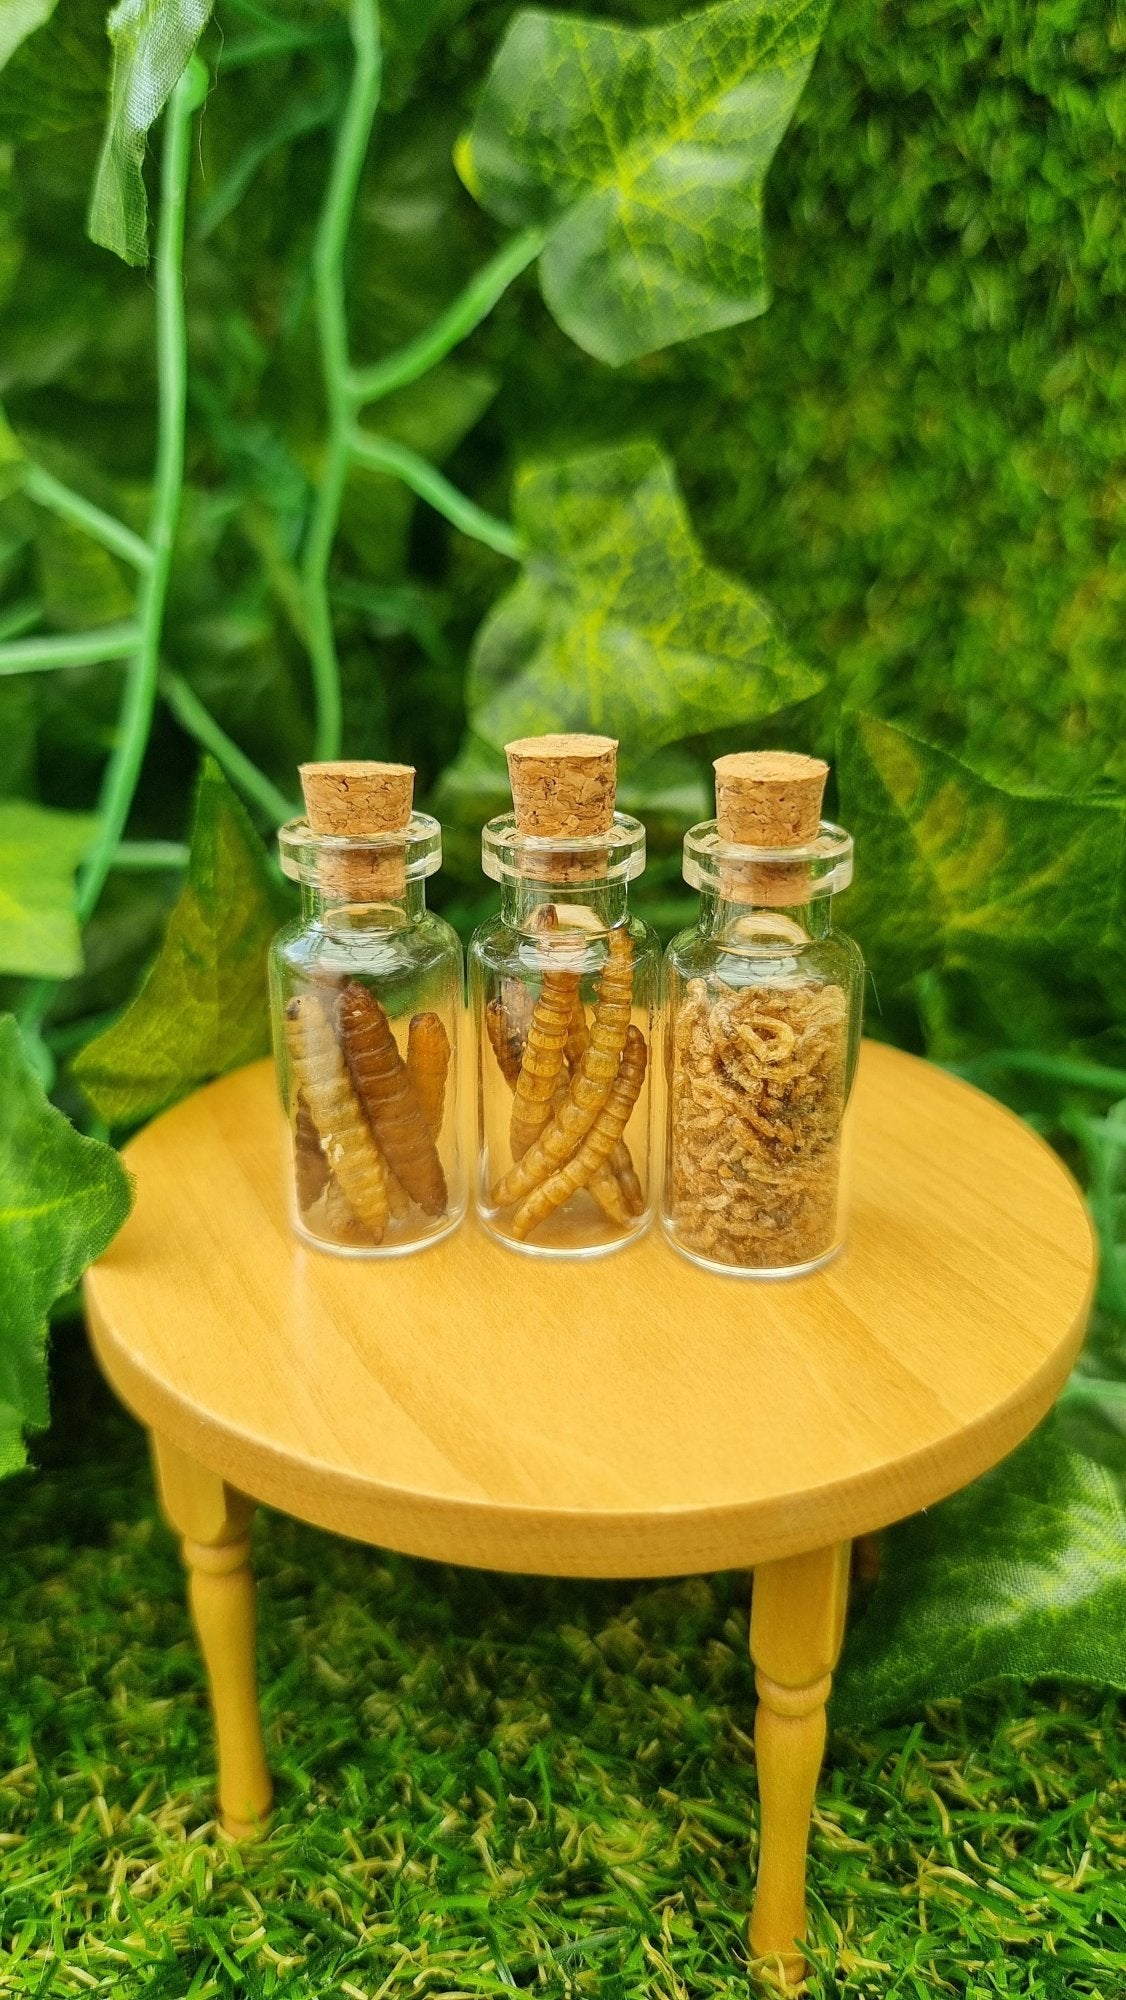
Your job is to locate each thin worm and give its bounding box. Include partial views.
[284,995,389,1239]
[512,1028,648,1239]
[491,925,635,1209]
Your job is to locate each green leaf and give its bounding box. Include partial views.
[834,1419,1126,1724]
[1059,1375,1126,1485]
[0,0,108,140]
[458,0,830,365]
[37,515,136,630]
[836,712,1126,1030]
[72,759,290,1125]
[87,0,213,267]
[468,440,822,761]
[0,801,97,979]
[0,0,57,76]
[0,1014,132,1477]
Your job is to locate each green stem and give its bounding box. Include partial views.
[301,0,382,760]
[219,19,346,70]
[23,464,152,570]
[349,227,545,406]
[162,670,297,825]
[112,840,190,871]
[350,430,521,559]
[74,58,208,931]
[0,623,142,675]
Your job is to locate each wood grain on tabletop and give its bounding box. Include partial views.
[84,1043,1095,1578]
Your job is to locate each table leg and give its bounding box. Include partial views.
[748,1541,850,1982]
[151,1432,273,1838]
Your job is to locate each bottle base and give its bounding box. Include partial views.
[477,1210,653,1260]
[661,1227,844,1280]
[291,1204,467,1259]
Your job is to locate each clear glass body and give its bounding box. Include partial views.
[269,814,466,1257]
[469,813,659,1258]
[662,820,864,1278]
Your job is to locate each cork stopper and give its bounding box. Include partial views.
[712,751,829,904]
[504,735,618,884]
[299,760,415,898]
[506,734,618,838]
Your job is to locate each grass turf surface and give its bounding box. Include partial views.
[1,1335,1124,1998]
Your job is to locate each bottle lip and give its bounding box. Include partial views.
[482,809,646,885]
[278,811,442,886]
[683,817,853,897]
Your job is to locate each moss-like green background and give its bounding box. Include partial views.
[484,0,1124,795]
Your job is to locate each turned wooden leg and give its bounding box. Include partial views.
[749,1541,850,1982]
[151,1433,273,1838]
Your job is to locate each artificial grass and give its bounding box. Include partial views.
[1,1335,1124,1999]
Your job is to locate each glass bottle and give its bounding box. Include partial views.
[269,761,465,1257]
[663,752,863,1277]
[469,734,660,1257]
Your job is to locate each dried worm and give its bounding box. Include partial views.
[485,998,525,1088]
[338,982,447,1216]
[491,925,634,1209]
[509,955,580,1159]
[284,995,389,1240]
[512,1027,648,1239]
[293,1090,329,1212]
[562,985,643,1215]
[407,1011,451,1138]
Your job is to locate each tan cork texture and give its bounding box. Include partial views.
[506,735,618,838]
[300,760,415,898]
[712,751,828,905]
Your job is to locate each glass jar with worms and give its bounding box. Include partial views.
[663,751,864,1278]
[269,760,466,1256]
[469,733,660,1257]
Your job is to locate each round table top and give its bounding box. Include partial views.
[85,1045,1095,1578]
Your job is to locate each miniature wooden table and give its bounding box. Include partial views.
[84,1043,1094,1981]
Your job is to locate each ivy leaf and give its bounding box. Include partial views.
[72,759,290,1126]
[0,1015,132,1478]
[87,0,213,267]
[836,712,1126,1031]
[458,0,829,365]
[0,801,97,979]
[834,1419,1126,1724]
[0,0,58,75]
[468,440,821,762]
[0,0,107,141]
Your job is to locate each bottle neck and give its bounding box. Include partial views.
[301,879,427,928]
[697,890,833,945]
[499,875,629,933]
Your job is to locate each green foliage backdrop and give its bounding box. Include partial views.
[0,0,1123,1724]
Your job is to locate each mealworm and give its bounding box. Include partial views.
[337,982,447,1216]
[588,1162,631,1225]
[407,1011,451,1137]
[564,989,588,1071]
[485,998,525,1087]
[293,1090,329,1212]
[509,963,580,1159]
[562,986,644,1215]
[491,925,635,1208]
[284,995,389,1239]
[512,1027,648,1239]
